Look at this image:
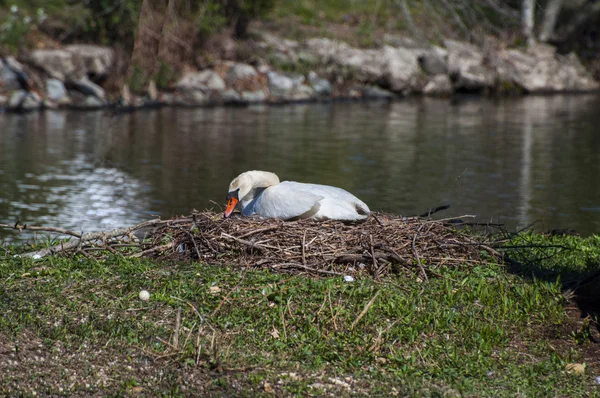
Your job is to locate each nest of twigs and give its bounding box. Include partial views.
[5,211,501,279]
[140,211,497,279]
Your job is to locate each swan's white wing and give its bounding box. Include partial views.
[244,182,324,220]
[279,182,370,221]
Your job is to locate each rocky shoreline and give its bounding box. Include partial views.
[1,32,598,113]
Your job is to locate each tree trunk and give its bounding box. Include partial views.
[157,0,196,72]
[128,0,168,82]
[521,0,535,47]
[539,0,563,42]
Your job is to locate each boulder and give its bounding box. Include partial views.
[361,86,396,99]
[147,80,159,101]
[46,78,70,104]
[308,71,332,96]
[226,63,258,83]
[445,39,496,91]
[28,49,76,81]
[65,45,114,79]
[7,90,42,111]
[305,38,423,93]
[221,89,242,103]
[267,71,305,98]
[71,76,106,99]
[383,46,421,92]
[176,70,226,92]
[290,85,315,101]
[419,47,448,75]
[118,84,141,108]
[183,90,209,105]
[81,95,105,108]
[423,74,453,96]
[241,90,267,103]
[493,44,599,92]
[0,58,24,91]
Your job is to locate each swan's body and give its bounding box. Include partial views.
[225,171,370,221]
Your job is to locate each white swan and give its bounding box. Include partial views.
[224,170,370,221]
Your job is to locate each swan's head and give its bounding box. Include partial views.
[225,170,280,217]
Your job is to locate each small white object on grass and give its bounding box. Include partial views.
[32,254,42,260]
[343,275,355,282]
[595,376,600,385]
[139,290,150,301]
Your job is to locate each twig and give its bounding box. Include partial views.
[370,235,380,279]
[221,232,273,252]
[211,268,248,317]
[272,263,343,276]
[351,290,381,330]
[173,307,181,349]
[418,205,451,218]
[130,242,175,258]
[237,225,281,239]
[0,223,82,238]
[301,231,306,265]
[18,219,162,258]
[412,224,429,281]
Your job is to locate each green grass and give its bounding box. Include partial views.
[1,234,599,396]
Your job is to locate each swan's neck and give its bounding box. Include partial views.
[235,171,280,210]
[240,186,268,209]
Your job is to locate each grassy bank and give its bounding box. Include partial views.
[1,232,599,396]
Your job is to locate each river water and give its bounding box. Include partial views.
[1,95,600,241]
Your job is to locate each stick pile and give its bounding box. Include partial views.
[142,212,492,278]
[3,212,497,278]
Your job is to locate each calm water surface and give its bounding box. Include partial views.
[1,95,600,240]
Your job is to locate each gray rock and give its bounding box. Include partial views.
[147,80,159,101]
[493,44,599,92]
[226,63,257,83]
[257,64,272,74]
[445,39,496,91]
[8,90,42,110]
[241,90,267,103]
[65,44,114,79]
[423,74,453,95]
[221,89,241,103]
[305,38,422,93]
[82,95,106,108]
[28,49,76,81]
[176,70,225,92]
[0,59,23,91]
[290,85,315,100]
[419,50,448,75]
[0,94,7,107]
[183,90,209,105]
[308,71,332,96]
[297,51,318,65]
[71,76,106,99]
[258,32,299,53]
[361,86,396,99]
[383,46,422,92]
[46,78,70,104]
[267,71,296,97]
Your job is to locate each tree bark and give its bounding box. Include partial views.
[539,0,563,42]
[521,0,535,47]
[128,0,168,80]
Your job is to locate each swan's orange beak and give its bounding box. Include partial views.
[224,197,238,218]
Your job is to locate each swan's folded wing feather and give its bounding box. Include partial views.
[252,182,324,220]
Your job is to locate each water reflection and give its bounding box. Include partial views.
[1,94,600,240]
